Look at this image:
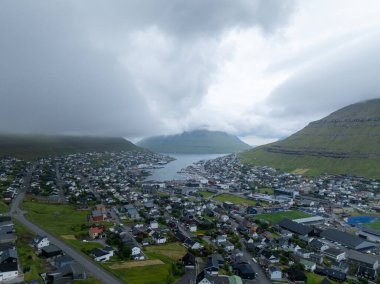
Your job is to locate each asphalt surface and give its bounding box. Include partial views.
[9,168,123,284]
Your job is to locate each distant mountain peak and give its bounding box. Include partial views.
[138,129,251,154]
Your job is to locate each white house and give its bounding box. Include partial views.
[220,215,229,222]
[0,267,18,282]
[189,224,197,232]
[92,247,114,262]
[215,235,227,245]
[152,232,166,244]
[268,266,282,280]
[30,235,50,250]
[131,246,141,256]
[150,221,159,229]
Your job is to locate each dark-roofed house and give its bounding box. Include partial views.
[46,263,86,283]
[323,248,346,262]
[279,218,312,237]
[205,254,224,275]
[232,263,255,280]
[358,228,380,243]
[54,255,75,268]
[347,250,379,270]
[41,245,63,258]
[182,252,196,269]
[309,239,329,252]
[314,266,346,282]
[321,229,375,251]
[357,265,377,280]
[287,267,306,282]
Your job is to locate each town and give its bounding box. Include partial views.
[1,152,380,284]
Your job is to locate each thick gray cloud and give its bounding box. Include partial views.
[265,32,380,122]
[0,0,295,137]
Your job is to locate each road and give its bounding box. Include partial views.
[9,167,123,284]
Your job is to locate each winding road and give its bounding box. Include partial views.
[9,168,123,284]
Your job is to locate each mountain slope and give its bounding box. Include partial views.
[138,130,251,154]
[240,99,380,178]
[0,134,141,159]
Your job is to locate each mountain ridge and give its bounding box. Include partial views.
[0,134,141,159]
[240,98,380,178]
[138,129,251,154]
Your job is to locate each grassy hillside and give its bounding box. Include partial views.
[138,130,251,154]
[240,99,380,178]
[0,134,140,159]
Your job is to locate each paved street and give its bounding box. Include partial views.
[9,167,123,284]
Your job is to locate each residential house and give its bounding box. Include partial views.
[347,250,379,270]
[91,246,114,262]
[182,252,196,269]
[323,248,346,262]
[232,262,255,280]
[41,245,63,258]
[314,266,346,282]
[0,248,18,282]
[300,259,316,271]
[268,266,282,280]
[309,238,329,252]
[89,226,104,239]
[30,235,49,250]
[152,232,166,244]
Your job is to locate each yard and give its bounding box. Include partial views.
[22,198,109,252]
[364,220,380,231]
[198,191,214,198]
[253,210,312,224]
[213,193,263,206]
[0,201,8,213]
[14,219,50,283]
[103,247,183,284]
[256,188,274,195]
[305,272,339,284]
[145,242,187,260]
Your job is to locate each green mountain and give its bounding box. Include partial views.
[240,99,380,178]
[137,130,251,154]
[0,134,140,159]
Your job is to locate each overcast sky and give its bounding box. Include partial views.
[1,0,380,145]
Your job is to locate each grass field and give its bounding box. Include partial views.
[256,188,274,195]
[305,272,339,284]
[364,220,380,231]
[145,242,187,260]
[198,191,214,198]
[0,201,8,213]
[14,219,49,283]
[104,251,175,284]
[22,199,91,236]
[22,199,108,254]
[253,210,311,224]
[213,193,262,206]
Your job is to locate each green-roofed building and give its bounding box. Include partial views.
[228,275,243,284]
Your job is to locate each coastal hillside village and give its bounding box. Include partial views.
[1,152,380,284]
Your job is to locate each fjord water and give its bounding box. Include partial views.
[146,153,226,181]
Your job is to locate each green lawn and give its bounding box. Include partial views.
[0,201,8,213]
[199,191,214,198]
[253,210,312,224]
[256,188,274,195]
[22,199,91,236]
[104,249,181,284]
[364,220,380,231]
[14,219,48,283]
[145,242,187,260]
[213,193,265,206]
[305,272,339,284]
